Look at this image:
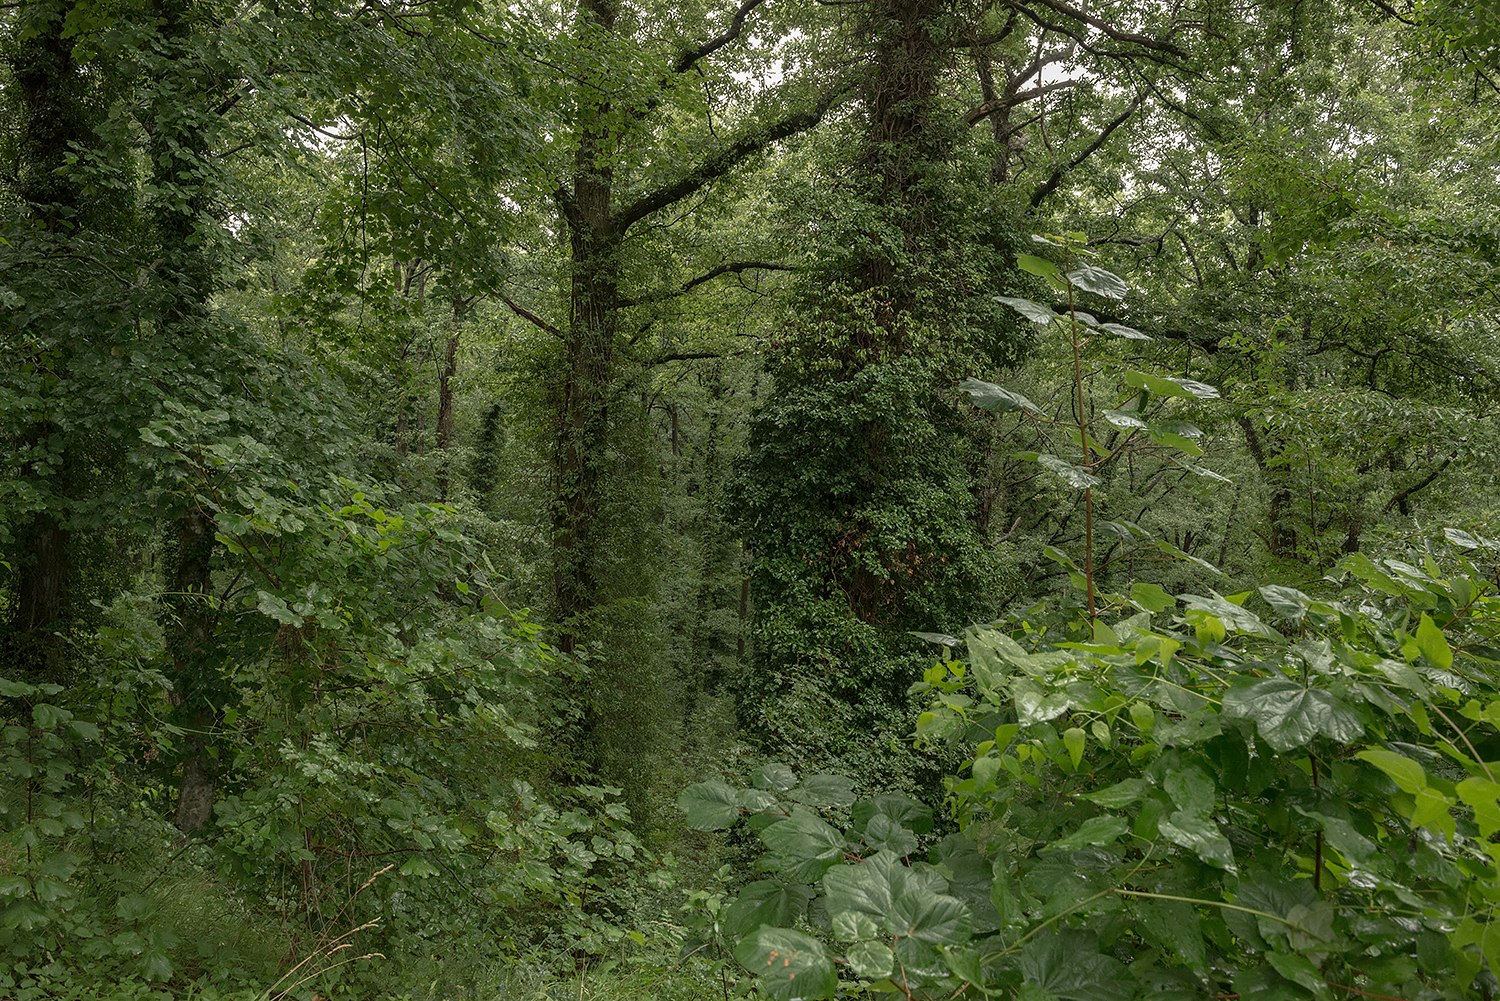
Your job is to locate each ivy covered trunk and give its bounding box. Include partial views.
[147,0,226,832]
[732,0,1029,788]
[3,3,92,677]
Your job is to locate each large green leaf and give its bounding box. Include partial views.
[787,774,858,808]
[1016,253,1063,281]
[845,940,894,980]
[678,780,741,830]
[722,880,814,940]
[931,834,1003,933]
[994,295,1059,325]
[761,809,845,881]
[1159,811,1235,869]
[822,851,908,925]
[1031,453,1102,489]
[734,927,837,1001]
[1122,369,1220,400]
[1222,678,1365,751]
[1415,613,1454,670]
[1046,815,1129,851]
[862,813,918,856]
[889,888,973,944]
[1139,898,1206,976]
[853,795,934,835]
[1020,930,1134,1001]
[959,377,1041,414]
[1179,593,1279,639]
[754,763,798,791]
[1064,265,1128,299]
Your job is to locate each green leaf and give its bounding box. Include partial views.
[1130,582,1175,613]
[1222,679,1365,751]
[761,809,845,881]
[1084,777,1150,808]
[788,774,857,808]
[1159,811,1235,869]
[1102,322,1151,339]
[1034,453,1102,489]
[678,780,742,830]
[994,295,1058,325]
[832,909,880,942]
[1172,458,1232,482]
[890,888,972,944]
[1458,777,1500,839]
[1415,614,1453,670]
[1266,951,1329,998]
[398,855,439,878]
[863,813,919,856]
[1062,727,1086,769]
[1259,585,1310,620]
[1102,409,1149,431]
[1016,253,1063,281]
[1355,749,1427,794]
[723,881,814,940]
[853,796,934,836]
[1179,593,1278,639]
[734,927,837,1001]
[1294,809,1376,864]
[823,852,913,933]
[1139,898,1206,976]
[1020,930,1133,1001]
[845,940,894,980]
[959,377,1041,414]
[754,763,798,791]
[1164,766,1215,815]
[1046,815,1129,851]
[1064,265,1128,299]
[1122,369,1220,400]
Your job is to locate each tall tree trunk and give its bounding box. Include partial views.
[553,0,620,645]
[4,2,91,676]
[147,0,223,832]
[435,298,466,500]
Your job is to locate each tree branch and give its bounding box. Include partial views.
[673,0,771,74]
[1013,0,1188,57]
[614,86,848,233]
[1383,457,1453,514]
[616,261,797,308]
[1030,90,1145,209]
[1363,0,1416,25]
[965,78,1078,125]
[646,350,727,365]
[497,293,563,339]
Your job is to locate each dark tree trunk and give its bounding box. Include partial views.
[147,0,224,832]
[4,4,91,675]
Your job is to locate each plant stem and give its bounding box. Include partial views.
[1067,271,1095,620]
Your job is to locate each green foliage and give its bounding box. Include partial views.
[684,541,1500,998]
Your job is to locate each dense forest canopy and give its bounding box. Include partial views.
[4,0,1500,998]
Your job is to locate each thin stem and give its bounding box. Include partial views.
[1066,271,1095,621]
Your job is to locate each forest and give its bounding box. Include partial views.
[3,0,1500,997]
